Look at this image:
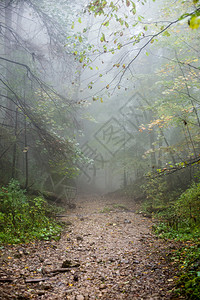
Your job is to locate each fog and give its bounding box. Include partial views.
[0,0,199,197]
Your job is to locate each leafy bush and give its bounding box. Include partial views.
[147,180,200,236]
[149,180,200,300]
[175,182,200,228]
[0,179,61,244]
[142,177,169,210]
[172,244,200,300]
[155,182,200,244]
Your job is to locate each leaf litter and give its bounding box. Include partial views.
[0,194,181,299]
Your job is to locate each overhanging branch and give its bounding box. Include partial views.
[148,156,200,178]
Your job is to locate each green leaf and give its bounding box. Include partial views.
[100,33,106,42]
[78,36,83,43]
[117,43,122,49]
[103,21,109,26]
[162,30,170,37]
[178,13,190,21]
[118,18,124,25]
[78,17,82,23]
[131,1,136,9]
[131,8,136,14]
[125,21,129,28]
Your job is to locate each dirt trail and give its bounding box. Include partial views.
[0,195,179,300]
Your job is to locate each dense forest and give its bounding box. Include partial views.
[0,0,200,299]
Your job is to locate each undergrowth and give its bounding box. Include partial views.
[142,178,200,299]
[172,243,200,299]
[0,179,62,244]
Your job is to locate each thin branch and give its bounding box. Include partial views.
[149,156,200,178]
[0,56,74,108]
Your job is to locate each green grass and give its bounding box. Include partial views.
[113,204,129,210]
[100,206,113,213]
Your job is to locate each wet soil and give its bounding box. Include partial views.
[0,195,181,299]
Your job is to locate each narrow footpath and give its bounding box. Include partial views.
[0,195,180,299]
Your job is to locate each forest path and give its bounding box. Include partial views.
[0,195,179,299]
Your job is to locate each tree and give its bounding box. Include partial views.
[0,0,84,189]
[68,0,200,186]
[70,0,200,98]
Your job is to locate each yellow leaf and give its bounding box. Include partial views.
[189,16,200,29]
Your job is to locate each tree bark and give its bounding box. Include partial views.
[24,115,29,189]
[4,0,15,126]
[11,108,18,178]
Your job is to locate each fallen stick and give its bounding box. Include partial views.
[0,278,14,282]
[25,278,49,283]
[50,268,71,273]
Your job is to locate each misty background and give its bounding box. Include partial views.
[0,0,199,197]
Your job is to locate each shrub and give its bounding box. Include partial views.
[142,177,169,209]
[0,179,61,244]
[175,182,200,228]
[150,181,200,300]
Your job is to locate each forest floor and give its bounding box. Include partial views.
[0,195,182,300]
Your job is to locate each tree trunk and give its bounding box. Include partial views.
[11,108,18,178]
[4,0,15,126]
[157,135,163,168]
[24,114,29,189]
[149,129,156,168]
